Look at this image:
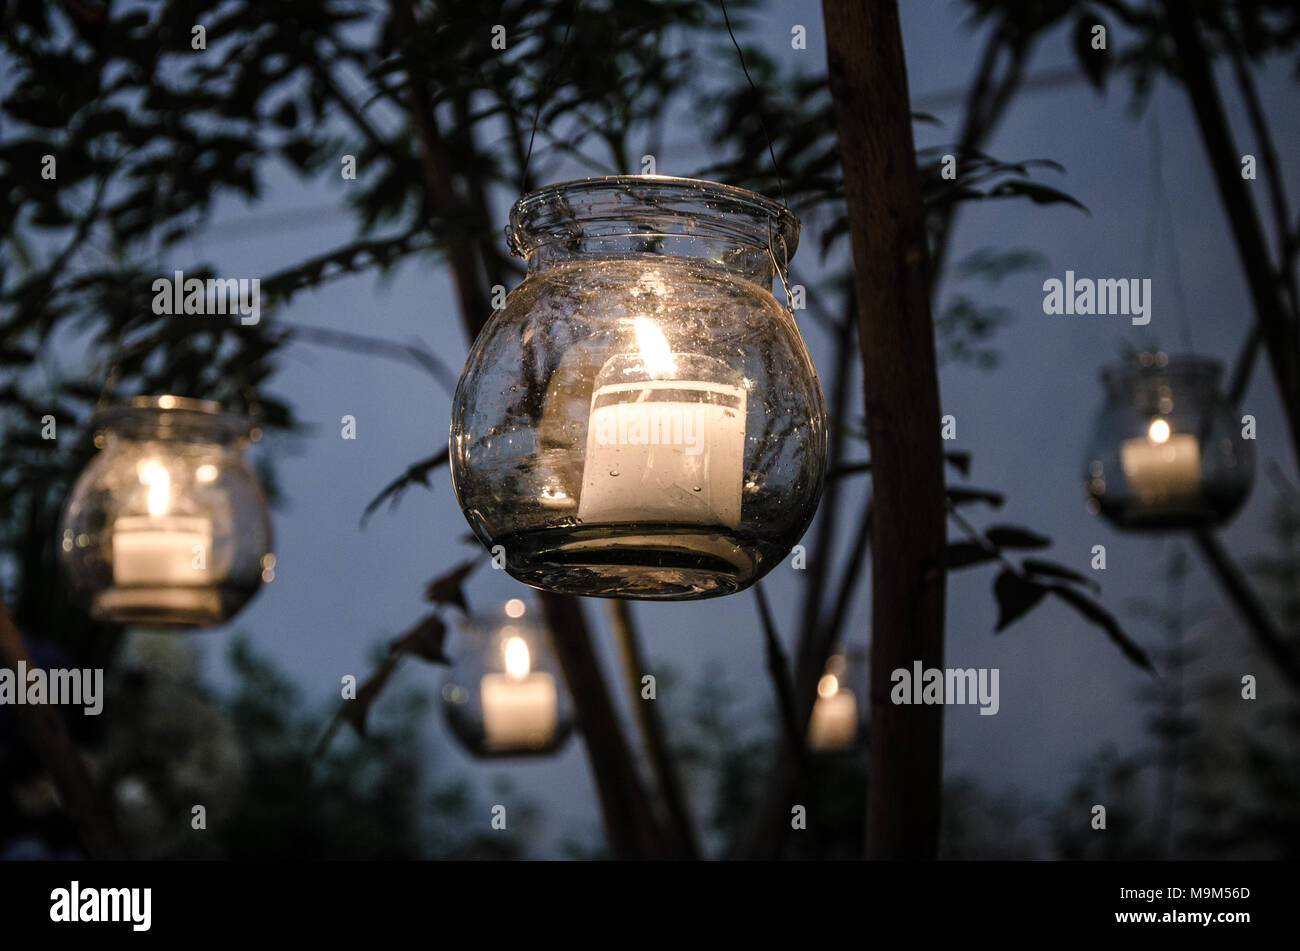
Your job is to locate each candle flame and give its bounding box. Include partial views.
[817,673,839,699]
[504,636,531,680]
[141,461,171,517]
[634,317,676,378]
[1147,417,1171,445]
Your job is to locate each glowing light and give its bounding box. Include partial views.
[817,673,840,699]
[504,636,532,680]
[196,464,218,483]
[505,598,526,619]
[140,461,171,517]
[634,317,676,377]
[1147,418,1171,445]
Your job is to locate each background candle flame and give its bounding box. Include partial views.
[1147,417,1172,444]
[504,635,531,680]
[141,461,171,517]
[817,672,840,698]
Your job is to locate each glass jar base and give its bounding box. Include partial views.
[495,523,761,600]
[458,737,573,759]
[1094,492,1247,531]
[91,584,253,628]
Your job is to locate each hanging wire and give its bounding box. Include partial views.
[719,0,787,207]
[517,0,798,316]
[1144,116,1195,354]
[767,215,796,314]
[717,0,799,318]
[520,0,580,192]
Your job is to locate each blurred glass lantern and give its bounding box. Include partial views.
[59,396,273,628]
[441,600,573,758]
[450,176,828,600]
[1083,353,1253,530]
[807,650,862,754]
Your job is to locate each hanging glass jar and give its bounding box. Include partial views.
[807,649,863,753]
[450,176,828,600]
[58,396,274,628]
[1083,353,1253,530]
[440,600,573,758]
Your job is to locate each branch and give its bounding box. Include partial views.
[822,499,873,647]
[607,600,700,859]
[260,228,431,305]
[283,321,458,393]
[1227,325,1263,406]
[539,592,674,859]
[928,25,1032,293]
[384,0,674,859]
[386,0,493,336]
[753,582,804,766]
[1221,25,1299,317]
[1191,529,1300,693]
[795,297,856,650]
[1162,2,1300,471]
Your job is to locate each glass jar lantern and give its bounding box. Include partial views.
[807,650,863,753]
[450,176,828,600]
[59,396,274,628]
[1083,354,1253,530]
[441,602,573,758]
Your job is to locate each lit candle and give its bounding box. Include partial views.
[577,318,747,528]
[105,461,216,616]
[1120,417,1201,509]
[480,633,558,751]
[112,515,212,586]
[807,673,857,752]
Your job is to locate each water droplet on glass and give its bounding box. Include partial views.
[692,486,702,492]
[609,469,620,477]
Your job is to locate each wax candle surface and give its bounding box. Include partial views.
[112,515,212,586]
[807,689,858,752]
[1120,432,1201,507]
[578,376,747,528]
[480,672,558,751]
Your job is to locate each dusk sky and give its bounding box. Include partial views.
[140,1,1299,852]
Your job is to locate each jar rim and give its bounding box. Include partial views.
[508,175,800,260]
[92,394,253,439]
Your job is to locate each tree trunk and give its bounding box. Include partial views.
[608,600,700,858]
[822,0,947,860]
[539,593,673,858]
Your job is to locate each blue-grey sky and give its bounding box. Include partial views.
[164,1,1298,852]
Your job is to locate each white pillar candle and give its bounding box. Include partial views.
[807,688,858,752]
[480,672,558,751]
[112,515,213,586]
[578,375,747,528]
[1120,431,1201,508]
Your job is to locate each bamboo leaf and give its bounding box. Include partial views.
[985,524,1052,549]
[360,448,449,525]
[947,540,999,570]
[1049,584,1155,672]
[390,612,449,664]
[993,569,1049,631]
[424,560,477,610]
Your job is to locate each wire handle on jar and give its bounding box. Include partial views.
[767,216,796,318]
